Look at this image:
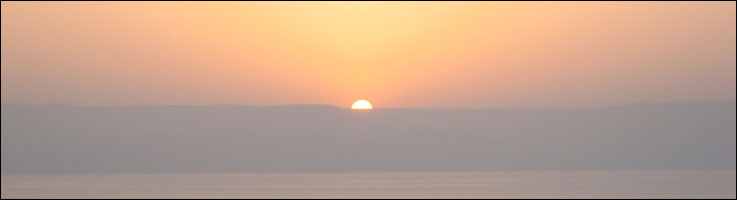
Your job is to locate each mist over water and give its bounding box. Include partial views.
[2,171,735,198]
[2,101,735,198]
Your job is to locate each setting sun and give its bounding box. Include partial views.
[351,100,373,110]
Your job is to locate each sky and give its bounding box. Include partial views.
[1,2,735,108]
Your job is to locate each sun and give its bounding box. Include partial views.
[351,100,373,110]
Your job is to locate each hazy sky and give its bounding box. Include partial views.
[1,2,735,108]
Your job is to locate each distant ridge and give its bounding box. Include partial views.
[2,100,734,174]
[1,103,341,109]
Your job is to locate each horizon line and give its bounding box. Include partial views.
[2,99,735,110]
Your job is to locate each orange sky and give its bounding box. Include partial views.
[1,2,735,108]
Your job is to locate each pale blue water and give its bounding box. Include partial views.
[2,170,735,198]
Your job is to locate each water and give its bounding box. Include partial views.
[2,170,735,198]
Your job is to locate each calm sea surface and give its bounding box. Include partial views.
[2,170,735,198]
